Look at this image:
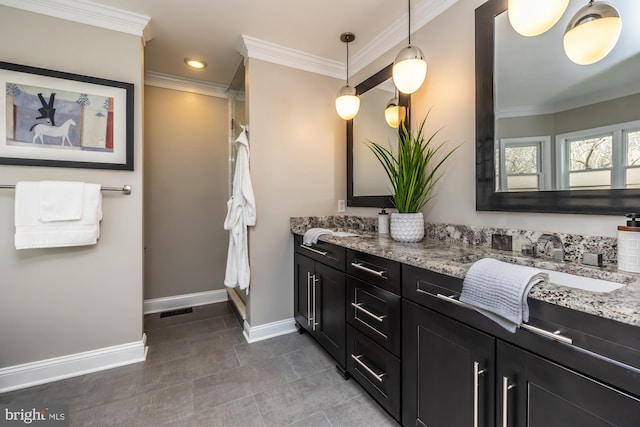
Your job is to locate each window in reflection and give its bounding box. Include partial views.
[496,136,551,191]
[556,121,640,190]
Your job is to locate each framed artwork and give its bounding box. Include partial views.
[1,61,134,170]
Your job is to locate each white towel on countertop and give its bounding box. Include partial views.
[15,181,102,250]
[302,228,360,245]
[460,258,548,332]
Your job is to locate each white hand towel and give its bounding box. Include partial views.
[15,182,102,250]
[460,258,548,332]
[303,228,333,245]
[39,181,84,222]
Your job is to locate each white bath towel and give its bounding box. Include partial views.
[39,180,84,222]
[460,258,548,332]
[15,182,103,250]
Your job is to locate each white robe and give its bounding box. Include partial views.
[224,127,256,293]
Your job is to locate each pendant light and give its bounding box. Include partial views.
[507,0,570,37]
[384,90,406,129]
[392,0,427,94]
[563,1,622,65]
[335,32,360,120]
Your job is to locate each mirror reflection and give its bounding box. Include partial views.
[494,0,640,193]
[353,77,399,197]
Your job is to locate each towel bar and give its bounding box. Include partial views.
[0,184,131,195]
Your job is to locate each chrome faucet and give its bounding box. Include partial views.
[536,233,564,262]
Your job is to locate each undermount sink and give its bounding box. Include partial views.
[540,269,625,293]
[455,254,626,293]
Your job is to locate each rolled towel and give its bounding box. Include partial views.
[460,258,548,332]
[303,228,333,245]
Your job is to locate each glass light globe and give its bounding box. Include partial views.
[563,2,621,65]
[393,45,427,94]
[335,85,360,120]
[508,0,570,37]
[384,98,406,129]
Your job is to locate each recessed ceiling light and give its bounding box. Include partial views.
[184,58,207,69]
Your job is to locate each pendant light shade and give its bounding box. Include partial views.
[384,95,406,129]
[392,0,427,94]
[507,0,570,37]
[336,84,360,120]
[336,32,360,120]
[563,1,621,65]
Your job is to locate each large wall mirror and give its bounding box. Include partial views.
[347,64,410,207]
[476,0,640,214]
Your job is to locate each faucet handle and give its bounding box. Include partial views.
[521,244,537,257]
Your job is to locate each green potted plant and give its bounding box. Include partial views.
[367,113,458,242]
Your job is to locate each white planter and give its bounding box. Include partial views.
[390,212,425,243]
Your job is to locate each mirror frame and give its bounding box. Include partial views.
[476,0,640,215]
[347,64,411,207]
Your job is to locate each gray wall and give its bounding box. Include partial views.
[246,59,344,326]
[0,6,144,367]
[143,86,229,300]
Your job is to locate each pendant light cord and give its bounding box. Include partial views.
[346,39,350,85]
[407,0,412,45]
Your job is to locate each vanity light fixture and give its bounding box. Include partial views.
[563,0,622,65]
[184,58,208,69]
[392,0,427,94]
[335,32,360,120]
[384,90,406,129]
[507,0,570,37]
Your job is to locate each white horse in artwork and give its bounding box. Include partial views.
[31,119,76,146]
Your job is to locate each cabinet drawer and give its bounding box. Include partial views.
[347,325,401,422]
[346,276,401,357]
[346,249,401,295]
[403,263,462,307]
[294,234,346,271]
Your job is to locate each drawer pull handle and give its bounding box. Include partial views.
[428,292,574,345]
[351,354,385,383]
[351,262,387,278]
[520,324,573,345]
[300,244,328,256]
[351,302,386,322]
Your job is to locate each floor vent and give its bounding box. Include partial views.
[160,307,193,318]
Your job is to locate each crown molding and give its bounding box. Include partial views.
[351,0,459,73]
[0,0,152,42]
[145,71,228,98]
[240,0,458,79]
[241,35,344,79]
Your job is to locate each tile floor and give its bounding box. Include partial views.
[0,302,399,426]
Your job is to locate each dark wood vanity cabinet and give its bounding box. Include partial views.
[402,264,640,427]
[293,236,346,369]
[498,341,640,427]
[345,249,402,422]
[403,299,495,426]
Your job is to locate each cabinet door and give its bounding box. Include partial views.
[403,300,495,427]
[314,261,346,367]
[293,253,314,333]
[498,341,640,427]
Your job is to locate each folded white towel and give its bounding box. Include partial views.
[460,258,548,332]
[15,182,102,250]
[39,180,84,222]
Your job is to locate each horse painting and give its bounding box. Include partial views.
[30,119,77,146]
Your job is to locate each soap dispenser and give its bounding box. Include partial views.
[378,208,389,234]
[617,213,640,273]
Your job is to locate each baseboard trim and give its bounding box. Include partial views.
[242,318,296,343]
[0,336,147,393]
[143,289,228,314]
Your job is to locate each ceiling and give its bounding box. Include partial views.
[81,0,429,88]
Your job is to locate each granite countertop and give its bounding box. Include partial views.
[291,224,640,328]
